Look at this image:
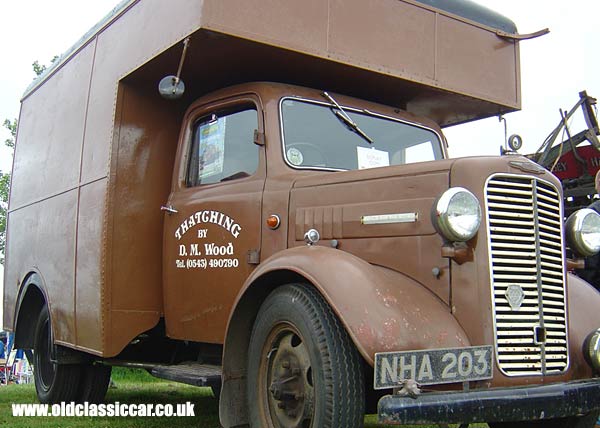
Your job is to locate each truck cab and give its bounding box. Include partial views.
[161,82,447,343]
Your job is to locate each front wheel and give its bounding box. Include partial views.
[33,306,82,403]
[247,283,365,428]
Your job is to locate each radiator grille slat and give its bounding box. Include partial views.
[486,175,568,376]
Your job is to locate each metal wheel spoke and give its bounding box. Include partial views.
[294,342,311,372]
[293,341,314,405]
[278,333,295,352]
[262,326,316,428]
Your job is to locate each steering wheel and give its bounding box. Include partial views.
[286,142,328,167]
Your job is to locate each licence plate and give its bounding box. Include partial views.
[374,345,493,390]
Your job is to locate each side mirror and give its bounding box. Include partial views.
[158,37,190,100]
[158,75,185,100]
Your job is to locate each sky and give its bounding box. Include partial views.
[0,0,598,169]
[444,0,600,157]
[0,0,599,325]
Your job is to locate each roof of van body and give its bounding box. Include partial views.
[22,0,522,127]
[416,0,517,33]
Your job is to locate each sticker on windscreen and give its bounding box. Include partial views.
[357,146,389,169]
[287,147,304,166]
[197,118,226,179]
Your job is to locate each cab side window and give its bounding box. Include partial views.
[187,108,259,186]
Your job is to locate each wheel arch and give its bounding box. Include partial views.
[219,268,304,427]
[219,245,469,427]
[565,272,600,380]
[13,271,50,349]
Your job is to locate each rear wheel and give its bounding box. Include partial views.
[33,306,82,403]
[78,364,112,403]
[211,382,221,400]
[247,283,365,428]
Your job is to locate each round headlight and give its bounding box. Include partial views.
[584,328,600,373]
[566,208,600,257]
[432,187,481,242]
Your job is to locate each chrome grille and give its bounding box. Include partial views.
[486,174,568,376]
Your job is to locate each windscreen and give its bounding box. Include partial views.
[280,98,443,171]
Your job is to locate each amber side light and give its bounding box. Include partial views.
[441,243,473,265]
[267,215,281,230]
[567,258,585,270]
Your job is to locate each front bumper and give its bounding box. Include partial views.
[378,378,600,424]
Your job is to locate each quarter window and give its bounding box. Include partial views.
[187,108,259,186]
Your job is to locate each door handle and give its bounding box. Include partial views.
[161,205,178,214]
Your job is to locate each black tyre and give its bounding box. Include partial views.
[78,364,112,403]
[488,411,599,428]
[211,383,221,400]
[33,306,82,404]
[247,283,365,428]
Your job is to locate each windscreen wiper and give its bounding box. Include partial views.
[321,91,374,145]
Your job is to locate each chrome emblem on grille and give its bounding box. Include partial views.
[508,160,545,174]
[505,284,525,310]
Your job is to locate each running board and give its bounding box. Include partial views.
[150,362,221,388]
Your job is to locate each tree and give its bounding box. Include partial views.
[0,119,16,264]
[32,56,59,78]
[3,119,16,149]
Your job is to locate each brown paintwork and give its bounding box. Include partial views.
[237,245,470,366]
[163,93,267,343]
[288,157,454,305]
[3,0,600,426]
[5,0,522,356]
[566,273,600,380]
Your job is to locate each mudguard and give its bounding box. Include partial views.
[12,272,49,349]
[219,245,469,427]
[566,272,600,379]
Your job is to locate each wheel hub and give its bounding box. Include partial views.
[265,328,314,427]
[269,363,303,412]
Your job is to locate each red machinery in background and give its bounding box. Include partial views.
[530,91,600,217]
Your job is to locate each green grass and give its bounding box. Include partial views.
[0,368,488,427]
[1,368,219,428]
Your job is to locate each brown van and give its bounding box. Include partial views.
[5,1,600,427]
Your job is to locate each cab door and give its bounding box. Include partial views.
[163,96,265,343]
